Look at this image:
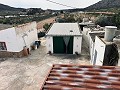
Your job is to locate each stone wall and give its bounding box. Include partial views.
[0,50,24,58]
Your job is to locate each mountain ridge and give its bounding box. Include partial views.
[0,3,23,11]
[85,0,120,10]
[0,0,120,12]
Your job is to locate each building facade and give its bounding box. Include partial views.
[46,23,82,54]
[82,26,105,61]
[92,26,119,66]
[0,22,38,57]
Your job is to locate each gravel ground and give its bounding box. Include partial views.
[0,38,90,90]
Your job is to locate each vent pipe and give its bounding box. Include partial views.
[104,26,117,42]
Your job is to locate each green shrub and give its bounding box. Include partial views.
[95,15,114,27]
[43,23,52,31]
[112,12,120,28]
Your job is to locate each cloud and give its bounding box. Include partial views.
[0,0,101,9]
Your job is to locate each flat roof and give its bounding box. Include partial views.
[89,31,105,42]
[79,22,95,26]
[47,23,82,36]
[0,24,12,31]
[40,64,120,90]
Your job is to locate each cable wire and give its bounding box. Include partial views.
[46,0,77,9]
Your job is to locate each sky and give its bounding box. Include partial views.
[0,0,101,10]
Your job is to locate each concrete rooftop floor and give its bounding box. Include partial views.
[0,38,90,90]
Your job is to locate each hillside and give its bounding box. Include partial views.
[0,3,46,15]
[85,0,120,11]
[0,3,23,11]
[1,0,120,13]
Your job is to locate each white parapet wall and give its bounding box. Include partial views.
[46,36,53,53]
[73,36,82,54]
[92,36,106,65]
[0,27,20,52]
[0,22,38,53]
[15,22,38,51]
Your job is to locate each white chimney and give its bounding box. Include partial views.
[104,26,117,42]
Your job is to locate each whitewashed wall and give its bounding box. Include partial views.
[46,36,53,53]
[0,22,38,52]
[0,27,20,52]
[46,36,82,54]
[92,36,106,65]
[89,37,94,64]
[73,36,82,54]
[82,27,91,46]
[16,22,38,51]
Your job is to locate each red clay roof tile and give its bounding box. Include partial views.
[40,64,120,90]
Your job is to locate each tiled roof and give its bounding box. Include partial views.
[46,23,82,36]
[40,64,120,90]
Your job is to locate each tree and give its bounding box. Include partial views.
[60,10,63,14]
[3,19,11,24]
[112,12,120,28]
[43,23,52,31]
[27,8,40,15]
[77,18,82,23]
[57,14,76,23]
[95,15,114,27]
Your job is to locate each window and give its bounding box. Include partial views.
[0,42,7,51]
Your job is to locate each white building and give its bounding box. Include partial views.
[82,26,105,59]
[46,23,82,54]
[0,22,38,57]
[92,26,119,66]
[82,25,120,66]
[89,32,105,62]
[82,26,104,46]
[79,22,95,31]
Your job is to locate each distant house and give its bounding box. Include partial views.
[46,23,82,54]
[45,9,52,14]
[79,22,95,31]
[0,22,38,57]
